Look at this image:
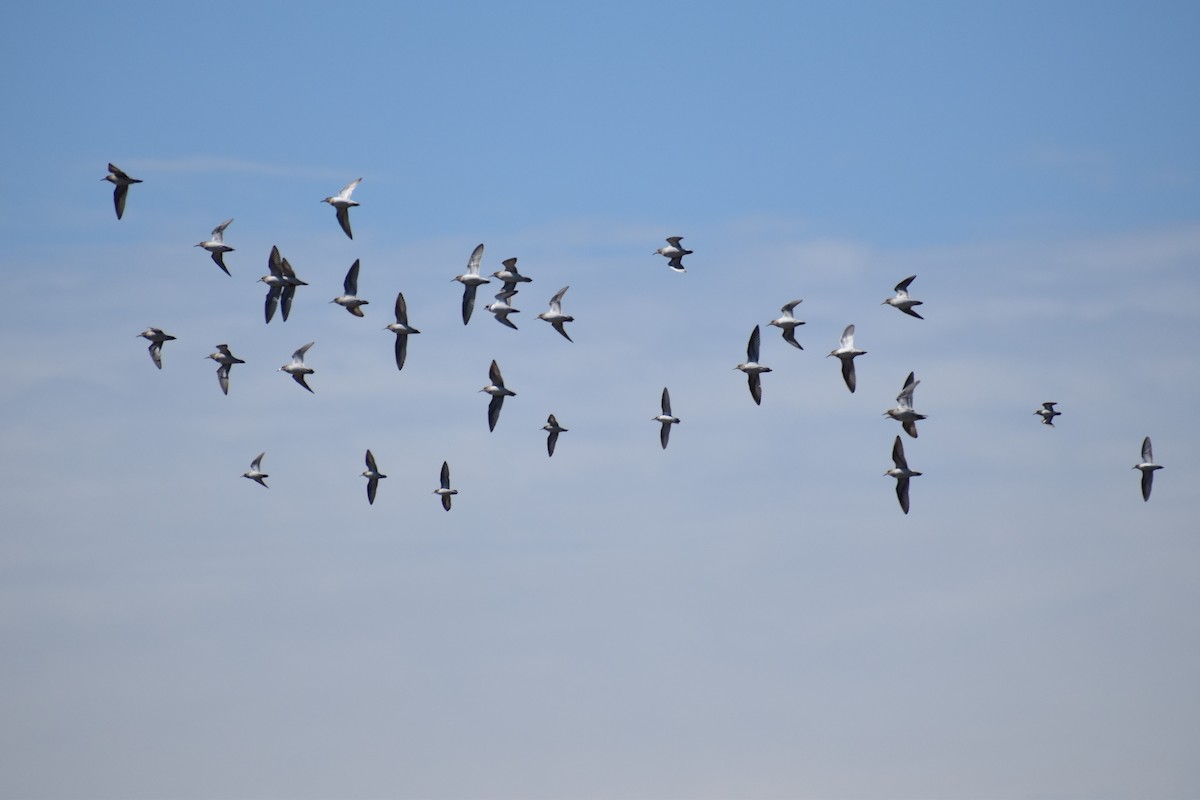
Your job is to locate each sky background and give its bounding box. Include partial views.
[2,2,1199,798]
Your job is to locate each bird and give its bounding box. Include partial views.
[485,288,521,330]
[206,344,245,396]
[480,360,516,431]
[542,414,567,457]
[653,387,680,449]
[827,324,867,393]
[331,259,369,316]
[492,257,533,293]
[734,325,772,405]
[103,163,141,220]
[1133,436,1163,502]
[768,299,806,349]
[883,275,924,319]
[279,342,316,393]
[434,461,457,511]
[654,236,692,272]
[195,218,235,276]
[452,243,490,325]
[537,285,574,342]
[321,177,361,239]
[260,246,308,323]
[361,449,386,505]
[883,371,926,438]
[136,327,176,370]
[383,292,420,371]
[242,452,269,488]
[1035,402,1061,426]
[884,435,922,514]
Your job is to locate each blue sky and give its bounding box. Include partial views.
[2,2,1199,798]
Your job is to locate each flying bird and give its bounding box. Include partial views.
[195,218,235,276]
[279,341,316,393]
[734,325,772,405]
[542,414,567,457]
[1133,436,1163,502]
[768,299,806,349]
[537,285,574,342]
[653,387,680,450]
[103,163,141,220]
[883,275,924,319]
[384,292,420,371]
[884,435,922,514]
[1035,402,1061,426]
[361,449,386,505]
[331,259,369,316]
[827,324,867,393]
[492,257,533,292]
[486,288,521,330]
[480,359,516,431]
[654,236,692,272]
[136,327,176,370]
[321,177,361,239]
[452,243,490,324]
[260,246,308,323]
[206,344,245,396]
[242,452,269,488]
[434,461,457,511]
[883,371,927,438]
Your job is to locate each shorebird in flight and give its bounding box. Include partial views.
[1133,436,1163,502]
[453,243,490,324]
[827,324,867,393]
[137,327,176,370]
[883,371,926,438]
[653,387,680,450]
[884,435,922,514]
[103,163,141,220]
[734,325,771,405]
[480,360,516,431]
[434,461,457,511]
[883,275,924,319]
[384,292,420,371]
[542,414,567,457]
[321,178,361,239]
[195,218,235,276]
[206,344,245,396]
[486,288,521,330]
[492,257,533,293]
[1035,402,1061,426]
[332,259,369,317]
[242,452,269,488]
[279,342,316,393]
[537,286,574,342]
[361,450,386,505]
[768,299,806,349]
[654,236,692,272]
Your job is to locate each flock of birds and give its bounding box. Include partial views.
[109,163,1167,512]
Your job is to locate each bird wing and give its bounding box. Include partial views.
[891,436,907,469]
[393,334,409,371]
[264,285,280,323]
[488,395,504,431]
[894,275,916,294]
[747,325,761,362]
[366,478,378,505]
[896,372,918,408]
[840,325,856,348]
[147,342,163,369]
[781,298,803,314]
[467,243,485,276]
[292,341,315,361]
[896,476,911,514]
[251,452,265,471]
[666,236,683,246]
[547,430,559,457]
[344,260,360,295]
[1141,469,1154,501]
[211,218,233,241]
[1142,436,1153,463]
[280,285,295,321]
[394,292,409,324]
[661,387,672,416]
[292,373,314,393]
[217,364,230,395]
[782,328,802,349]
[461,284,478,325]
[338,178,362,199]
[552,321,573,342]
[365,449,378,471]
[660,421,671,450]
[548,285,569,313]
[335,206,353,239]
[440,461,451,489]
[113,184,129,220]
[210,251,231,276]
[489,359,504,387]
[841,358,857,393]
[748,372,762,405]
